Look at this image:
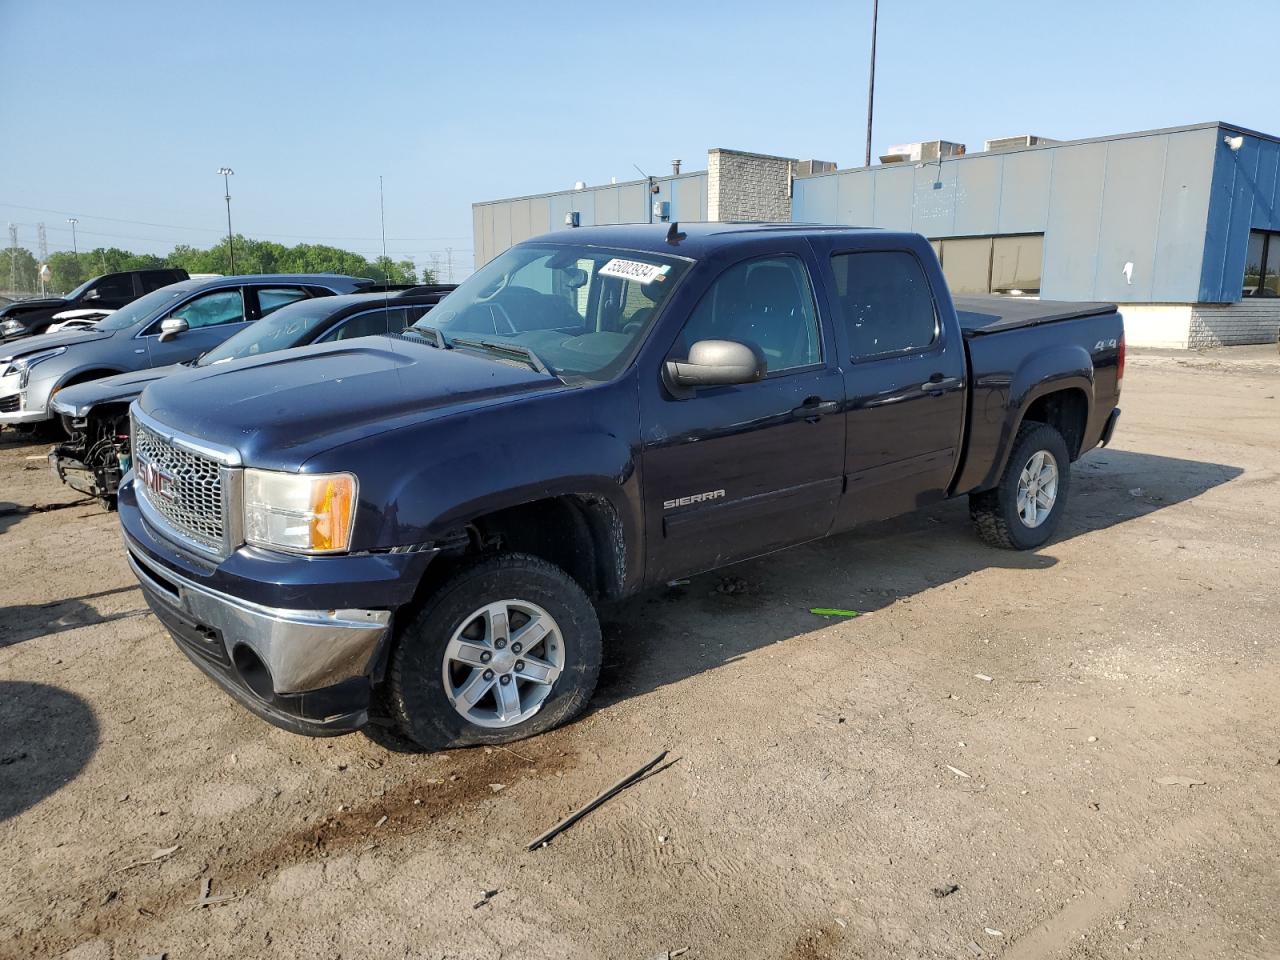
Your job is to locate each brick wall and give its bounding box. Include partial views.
[707,148,794,222]
[1189,300,1280,347]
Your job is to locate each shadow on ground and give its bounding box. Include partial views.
[0,585,146,649]
[592,447,1242,709]
[0,681,99,822]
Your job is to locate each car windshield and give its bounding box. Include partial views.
[199,296,346,365]
[411,242,691,379]
[93,283,195,331]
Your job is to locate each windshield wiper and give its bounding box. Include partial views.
[403,325,449,349]
[449,337,552,376]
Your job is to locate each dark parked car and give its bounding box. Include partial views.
[118,223,1123,748]
[0,268,190,341]
[0,273,371,431]
[50,287,454,504]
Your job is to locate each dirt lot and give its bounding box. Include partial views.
[2,347,1278,960]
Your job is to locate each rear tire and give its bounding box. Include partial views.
[387,553,602,750]
[970,421,1071,550]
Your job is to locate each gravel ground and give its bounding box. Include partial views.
[1,347,1278,960]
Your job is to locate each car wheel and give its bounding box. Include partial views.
[388,552,602,749]
[970,421,1071,550]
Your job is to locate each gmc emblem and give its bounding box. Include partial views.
[139,461,177,502]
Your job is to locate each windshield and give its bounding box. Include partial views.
[94,283,194,331]
[412,242,690,379]
[199,296,343,365]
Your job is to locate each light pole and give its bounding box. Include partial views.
[864,0,879,167]
[217,167,235,273]
[66,217,80,287]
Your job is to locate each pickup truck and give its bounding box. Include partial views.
[0,268,190,341]
[118,223,1123,749]
[49,287,455,506]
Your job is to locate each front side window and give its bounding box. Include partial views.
[415,243,690,380]
[678,256,821,374]
[89,274,136,305]
[831,251,938,359]
[171,289,245,330]
[256,287,308,317]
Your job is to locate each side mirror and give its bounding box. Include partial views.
[159,316,189,342]
[663,339,764,398]
[83,288,101,302]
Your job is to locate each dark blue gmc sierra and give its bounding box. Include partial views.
[117,223,1123,749]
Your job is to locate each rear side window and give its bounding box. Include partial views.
[140,271,178,293]
[319,308,392,342]
[256,287,308,318]
[830,252,938,359]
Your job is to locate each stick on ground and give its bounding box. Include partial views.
[527,751,669,851]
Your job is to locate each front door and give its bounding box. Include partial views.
[143,287,252,366]
[640,249,846,585]
[811,245,967,529]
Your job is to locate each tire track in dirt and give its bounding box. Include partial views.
[16,744,579,959]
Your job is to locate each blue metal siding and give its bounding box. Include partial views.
[792,127,1220,303]
[1200,132,1280,302]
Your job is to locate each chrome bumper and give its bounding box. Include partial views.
[127,546,390,695]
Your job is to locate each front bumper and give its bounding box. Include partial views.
[119,476,442,737]
[126,542,388,735]
[0,373,52,425]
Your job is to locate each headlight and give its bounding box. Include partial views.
[1,318,24,336]
[4,347,66,388]
[243,468,357,554]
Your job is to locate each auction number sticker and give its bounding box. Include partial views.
[598,258,669,284]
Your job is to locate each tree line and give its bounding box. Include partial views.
[1,235,435,297]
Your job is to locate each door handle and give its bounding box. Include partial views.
[791,397,840,421]
[921,375,960,393]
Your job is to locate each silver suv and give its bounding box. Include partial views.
[0,274,370,428]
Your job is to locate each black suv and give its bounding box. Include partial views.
[0,268,190,340]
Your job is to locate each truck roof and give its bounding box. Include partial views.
[524,222,894,258]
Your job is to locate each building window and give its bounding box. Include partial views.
[1243,230,1280,297]
[933,233,1044,296]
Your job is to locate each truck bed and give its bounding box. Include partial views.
[954,296,1117,337]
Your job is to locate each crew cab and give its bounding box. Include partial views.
[49,287,454,505]
[118,224,1123,749]
[0,268,190,341]
[0,273,369,430]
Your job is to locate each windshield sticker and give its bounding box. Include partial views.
[599,259,668,285]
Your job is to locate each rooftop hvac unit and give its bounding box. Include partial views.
[884,140,967,164]
[793,159,837,176]
[983,135,1060,152]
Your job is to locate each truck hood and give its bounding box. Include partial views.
[0,327,113,361]
[0,297,68,317]
[52,364,186,418]
[137,337,565,470]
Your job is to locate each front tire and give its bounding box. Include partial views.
[388,553,602,749]
[970,421,1071,550]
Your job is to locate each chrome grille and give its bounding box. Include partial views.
[131,416,226,553]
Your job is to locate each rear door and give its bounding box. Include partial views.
[808,241,967,528]
[640,243,846,584]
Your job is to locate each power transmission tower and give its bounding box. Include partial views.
[429,253,442,283]
[37,223,48,261]
[445,247,453,283]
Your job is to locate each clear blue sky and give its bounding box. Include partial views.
[2,0,1276,279]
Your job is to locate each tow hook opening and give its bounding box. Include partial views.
[232,644,274,701]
